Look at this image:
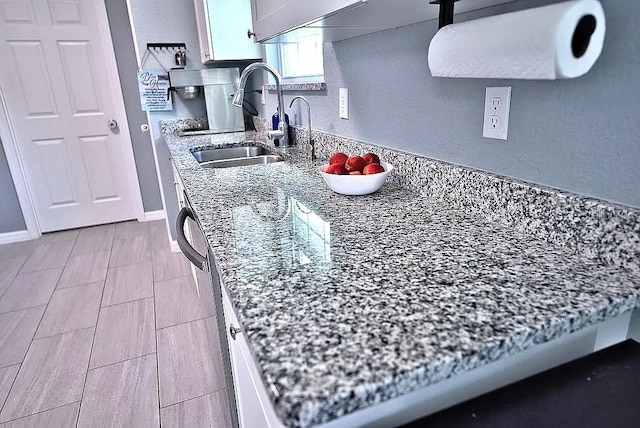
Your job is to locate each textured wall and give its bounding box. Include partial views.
[0,141,26,233]
[105,0,163,212]
[276,0,640,209]
[127,0,208,239]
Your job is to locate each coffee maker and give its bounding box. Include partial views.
[169,68,245,135]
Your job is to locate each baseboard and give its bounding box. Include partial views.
[142,210,165,222]
[0,230,31,245]
[170,239,181,253]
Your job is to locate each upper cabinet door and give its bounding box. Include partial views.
[250,0,294,42]
[292,0,364,27]
[208,0,261,60]
[194,0,262,62]
[194,0,213,61]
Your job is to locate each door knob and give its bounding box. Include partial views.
[107,119,118,129]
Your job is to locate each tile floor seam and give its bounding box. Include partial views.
[55,280,106,292]
[0,363,23,415]
[155,314,214,332]
[69,226,114,257]
[86,352,157,373]
[158,387,227,410]
[0,277,63,422]
[0,304,47,317]
[76,249,112,428]
[0,257,29,288]
[0,400,82,425]
[19,239,76,275]
[99,295,155,310]
[152,272,162,425]
[0,362,22,371]
[30,326,95,344]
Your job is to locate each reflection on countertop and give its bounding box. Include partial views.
[161,118,640,428]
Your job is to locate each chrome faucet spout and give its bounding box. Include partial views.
[234,62,290,148]
[289,96,314,161]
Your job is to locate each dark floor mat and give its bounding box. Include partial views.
[403,339,640,428]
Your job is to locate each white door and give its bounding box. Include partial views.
[0,0,140,232]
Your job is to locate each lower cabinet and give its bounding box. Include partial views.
[220,276,284,427]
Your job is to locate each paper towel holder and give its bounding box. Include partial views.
[429,0,460,29]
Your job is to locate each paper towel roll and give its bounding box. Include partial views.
[428,0,606,79]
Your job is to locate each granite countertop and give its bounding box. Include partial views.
[163,127,640,428]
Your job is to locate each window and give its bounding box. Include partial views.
[265,34,324,83]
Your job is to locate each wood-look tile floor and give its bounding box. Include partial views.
[0,221,233,428]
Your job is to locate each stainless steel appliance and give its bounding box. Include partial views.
[169,68,245,135]
[176,194,240,428]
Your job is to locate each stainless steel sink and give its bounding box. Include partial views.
[200,155,284,169]
[191,146,284,168]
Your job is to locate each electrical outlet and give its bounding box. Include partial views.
[483,87,511,140]
[261,85,266,105]
[339,87,349,119]
[491,97,501,112]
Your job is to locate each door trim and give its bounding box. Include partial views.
[0,88,40,239]
[94,0,145,223]
[0,0,145,237]
[0,229,30,245]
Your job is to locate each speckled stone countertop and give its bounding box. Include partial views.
[162,119,640,428]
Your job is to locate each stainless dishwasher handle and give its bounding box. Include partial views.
[176,207,208,272]
[229,324,242,340]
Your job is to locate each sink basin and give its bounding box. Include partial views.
[192,146,268,163]
[191,146,284,168]
[200,155,284,169]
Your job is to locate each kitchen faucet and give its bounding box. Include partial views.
[289,96,314,161]
[232,62,290,148]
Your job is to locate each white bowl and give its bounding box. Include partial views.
[318,162,393,195]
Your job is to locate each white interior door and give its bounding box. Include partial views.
[0,0,140,232]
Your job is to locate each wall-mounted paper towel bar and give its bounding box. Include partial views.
[429,0,460,28]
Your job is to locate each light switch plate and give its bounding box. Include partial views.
[339,87,349,119]
[483,86,511,140]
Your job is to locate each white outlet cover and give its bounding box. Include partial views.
[483,86,511,140]
[339,87,349,119]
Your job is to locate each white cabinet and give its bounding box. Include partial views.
[221,282,284,428]
[194,0,262,62]
[249,0,516,43]
[249,0,294,43]
[292,0,364,27]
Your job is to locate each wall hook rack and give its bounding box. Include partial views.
[429,0,460,29]
[146,43,186,52]
[138,43,187,72]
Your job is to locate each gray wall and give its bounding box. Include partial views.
[0,141,26,233]
[276,0,640,209]
[127,0,208,239]
[105,0,163,212]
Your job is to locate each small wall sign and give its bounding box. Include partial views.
[138,71,172,111]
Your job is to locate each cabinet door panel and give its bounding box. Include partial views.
[193,0,212,61]
[208,0,261,60]
[250,0,294,42]
[292,0,363,27]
